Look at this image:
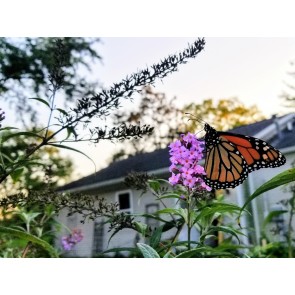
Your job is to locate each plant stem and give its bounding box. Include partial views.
[22,242,31,258]
[287,195,295,258]
[187,190,192,250]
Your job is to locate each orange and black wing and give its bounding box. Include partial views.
[203,123,286,189]
[220,132,286,172]
[204,135,249,189]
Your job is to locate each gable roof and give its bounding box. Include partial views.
[58,113,295,193]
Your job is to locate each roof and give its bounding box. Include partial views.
[228,116,279,135]
[58,147,170,193]
[58,113,295,193]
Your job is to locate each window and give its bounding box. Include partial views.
[116,190,132,213]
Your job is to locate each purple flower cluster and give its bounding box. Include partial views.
[61,228,83,251]
[168,132,211,191]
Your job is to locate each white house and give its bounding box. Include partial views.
[57,113,295,257]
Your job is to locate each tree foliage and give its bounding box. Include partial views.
[184,98,265,132]
[0,127,73,194]
[0,37,101,124]
[112,86,185,160]
[281,60,295,109]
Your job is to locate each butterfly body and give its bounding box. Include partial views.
[203,123,286,189]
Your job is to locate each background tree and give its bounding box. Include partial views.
[111,86,185,160]
[280,59,295,109]
[0,127,73,194]
[0,37,101,125]
[184,98,265,132]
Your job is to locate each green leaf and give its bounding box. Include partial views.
[175,247,209,258]
[136,213,169,223]
[10,167,24,182]
[241,168,295,214]
[201,225,243,244]
[29,97,50,108]
[56,108,69,116]
[156,208,187,220]
[103,247,139,255]
[2,131,43,141]
[150,225,163,249]
[148,179,161,192]
[133,221,148,237]
[0,127,18,131]
[175,246,236,258]
[163,252,174,258]
[47,143,96,169]
[0,226,58,257]
[158,193,181,199]
[136,243,160,258]
[262,210,288,230]
[196,203,244,220]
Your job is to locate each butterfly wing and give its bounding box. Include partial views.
[203,123,286,189]
[220,133,286,172]
[204,134,250,189]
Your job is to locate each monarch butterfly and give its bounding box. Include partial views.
[203,123,286,189]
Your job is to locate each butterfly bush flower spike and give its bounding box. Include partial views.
[61,228,84,251]
[168,132,211,191]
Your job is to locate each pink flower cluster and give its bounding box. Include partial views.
[61,228,84,251]
[168,132,211,191]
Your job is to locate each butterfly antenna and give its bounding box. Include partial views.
[184,112,206,125]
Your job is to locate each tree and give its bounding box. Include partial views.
[0,127,73,194]
[0,37,101,125]
[281,60,295,109]
[184,98,265,132]
[111,86,185,160]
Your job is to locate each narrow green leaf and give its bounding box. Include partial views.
[0,226,58,257]
[156,208,182,215]
[2,131,43,141]
[162,240,199,250]
[29,97,50,108]
[0,127,18,131]
[103,247,139,255]
[163,252,174,258]
[148,179,161,192]
[201,225,243,244]
[136,213,169,223]
[262,210,288,230]
[158,193,181,199]
[150,225,164,249]
[175,247,209,258]
[241,168,295,214]
[56,108,68,116]
[47,143,96,169]
[175,247,236,258]
[133,221,148,236]
[10,168,24,182]
[136,243,160,258]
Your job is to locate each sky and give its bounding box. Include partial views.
[63,37,295,179]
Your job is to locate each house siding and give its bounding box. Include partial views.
[57,188,177,257]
